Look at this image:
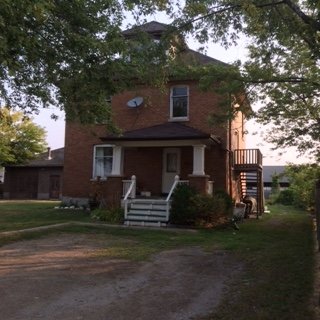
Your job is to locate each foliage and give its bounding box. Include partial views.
[170,183,198,225]
[0,107,47,166]
[167,1,320,159]
[282,163,320,210]
[0,0,175,123]
[170,184,233,226]
[3,1,320,156]
[192,190,233,227]
[266,173,282,204]
[270,173,281,196]
[90,207,124,224]
[275,188,295,206]
[213,189,234,214]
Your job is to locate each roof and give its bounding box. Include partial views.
[263,166,289,183]
[101,123,220,143]
[182,48,229,67]
[6,148,64,168]
[122,21,169,38]
[122,21,227,67]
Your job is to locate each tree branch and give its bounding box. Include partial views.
[283,0,320,31]
[243,77,320,86]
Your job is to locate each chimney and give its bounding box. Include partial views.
[47,147,52,160]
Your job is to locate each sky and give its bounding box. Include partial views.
[32,19,312,166]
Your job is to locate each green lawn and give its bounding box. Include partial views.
[0,200,92,232]
[0,201,316,319]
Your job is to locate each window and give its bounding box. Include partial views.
[170,86,189,120]
[93,145,113,179]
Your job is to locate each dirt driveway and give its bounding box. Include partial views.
[0,233,242,320]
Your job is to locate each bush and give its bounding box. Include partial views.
[194,190,233,227]
[276,189,295,206]
[90,207,124,224]
[212,189,234,215]
[170,185,233,227]
[170,184,197,225]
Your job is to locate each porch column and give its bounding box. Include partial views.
[192,144,206,176]
[111,145,123,176]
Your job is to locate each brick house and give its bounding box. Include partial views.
[3,148,64,200]
[62,22,263,225]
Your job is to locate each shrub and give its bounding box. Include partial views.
[194,191,233,227]
[170,185,233,227]
[212,189,233,215]
[91,207,124,224]
[276,189,295,206]
[170,184,197,225]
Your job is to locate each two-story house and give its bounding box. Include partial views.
[62,21,263,225]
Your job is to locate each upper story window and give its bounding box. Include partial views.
[170,86,189,120]
[93,145,113,179]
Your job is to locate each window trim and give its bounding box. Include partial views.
[92,144,114,180]
[169,85,189,121]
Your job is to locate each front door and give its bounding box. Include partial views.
[162,148,180,194]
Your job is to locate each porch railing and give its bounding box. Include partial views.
[233,149,263,168]
[122,175,136,200]
[123,175,136,220]
[166,175,189,202]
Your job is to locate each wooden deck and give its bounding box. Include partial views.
[233,149,264,216]
[233,149,263,171]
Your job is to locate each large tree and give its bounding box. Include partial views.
[2,1,319,158]
[168,0,320,159]
[0,107,47,166]
[0,0,171,123]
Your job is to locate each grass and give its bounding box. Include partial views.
[203,204,315,320]
[0,200,92,232]
[0,201,316,319]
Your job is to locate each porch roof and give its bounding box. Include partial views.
[101,123,221,144]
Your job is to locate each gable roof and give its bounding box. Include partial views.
[122,21,227,67]
[101,123,220,143]
[6,148,64,168]
[182,48,228,66]
[122,21,169,38]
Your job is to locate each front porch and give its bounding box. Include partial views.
[93,123,219,209]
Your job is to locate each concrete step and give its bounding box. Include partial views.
[124,199,170,227]
[128,209,167,217]
[130,203,167,211]
[126,213,168,222]
[124,220,167,227]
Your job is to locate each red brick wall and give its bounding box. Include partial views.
[110,81,228,142]
[124,147,163,195]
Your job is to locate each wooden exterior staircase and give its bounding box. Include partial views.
[234,149,264,217]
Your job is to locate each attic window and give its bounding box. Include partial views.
[170,86,189,121]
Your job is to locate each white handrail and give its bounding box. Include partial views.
[166,175,180,202]
[164,175,189,221]
[123,175,136,221]
[123,175,136,200]
[166,175,189,202]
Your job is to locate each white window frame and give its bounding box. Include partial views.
[170,85,189,121]
[92,145,114,179]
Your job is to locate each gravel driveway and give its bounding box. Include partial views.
[0,234,242,320]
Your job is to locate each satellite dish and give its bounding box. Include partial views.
[127,96,143,108]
